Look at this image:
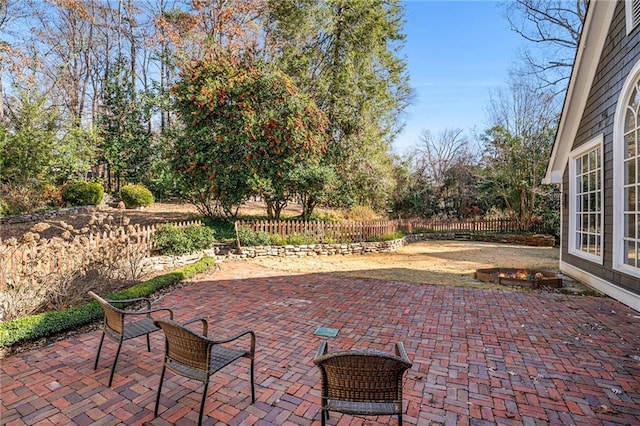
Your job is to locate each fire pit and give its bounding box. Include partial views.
[475,268,562,289]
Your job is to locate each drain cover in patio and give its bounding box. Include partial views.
[314,326,339,337]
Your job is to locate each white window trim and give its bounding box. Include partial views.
[613,59,640,278]
[626,0,640,35]
[568,134,604,264]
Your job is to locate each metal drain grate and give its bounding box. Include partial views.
[314,326,339,337]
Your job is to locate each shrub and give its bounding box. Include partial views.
[183,225,216,250]
[42,183,64,208]
[0,257,217,348]
[287,233,318,245]
[119,184,154,208]
[237,226,271,246]
[153,225,215,255]
[269,234,287,246]
[62,181,104,206]
[309,211,341,222]
[0,197,7,217]
[202,217,236,241]
[381,231,405,241]
[0,181,50,214]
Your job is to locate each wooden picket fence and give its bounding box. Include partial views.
[0,220,200,291]
[397,218,528,234]
[235,220,398,243]
[236,218,530,245]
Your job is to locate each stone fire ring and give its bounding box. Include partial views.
[475,268,563,289]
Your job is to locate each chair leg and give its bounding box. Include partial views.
[198,381,209,426]
[250,358,255,403]
[146,333,151,352]
[93,332,106,370]
[321,408,326,426]
[398,413,403,425]
[107,340,124,387]
[154,364,166,417]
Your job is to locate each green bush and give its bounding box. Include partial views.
[237,226,271,246]
[287,233,318,245]
[153,225,215,255]
[0,257,217,348]
[269,234,287,246]
[119,184,154,208]
[202,217,236,241]
[184,225,215,250]
[62,181,104,206]
[381,231,405,241]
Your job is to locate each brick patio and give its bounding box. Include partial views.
[2,262,640,425]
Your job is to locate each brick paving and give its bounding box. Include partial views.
[2,262,640,425]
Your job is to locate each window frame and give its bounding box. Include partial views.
[568,134,604,264]
[613,59,640,278]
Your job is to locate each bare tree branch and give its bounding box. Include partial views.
[504,0,587,96]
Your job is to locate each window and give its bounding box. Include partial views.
[626,0,640,34]
[614,61,640,277]
[569,135,604,263]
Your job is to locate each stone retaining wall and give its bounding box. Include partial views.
[142,249,218,272]
[232,239,406,259]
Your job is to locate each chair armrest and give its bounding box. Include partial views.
[316,341,328,359]
[211,330,256,354]
[123,307,173,319]
[182,317,208,336]
[395,342,409,362]
[108,297,152,309]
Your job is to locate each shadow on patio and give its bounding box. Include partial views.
[2,262,640,425]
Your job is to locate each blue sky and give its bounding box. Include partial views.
[394,0,524,154]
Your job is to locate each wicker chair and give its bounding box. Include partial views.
[313,342,413,426]
[88,291,173,387]
[153,318,256,426]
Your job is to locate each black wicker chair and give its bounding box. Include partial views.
[88,291,173,387]
[313,342,412,425]
[153,318,256,426]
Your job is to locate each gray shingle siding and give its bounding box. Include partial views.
[563,1,640,295]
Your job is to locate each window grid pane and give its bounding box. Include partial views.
[623,89,640,271]
[573,145,603,258]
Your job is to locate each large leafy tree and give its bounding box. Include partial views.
[266,0,411,209]
[172,52,328,220]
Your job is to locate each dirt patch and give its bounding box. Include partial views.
[248,240,567,290]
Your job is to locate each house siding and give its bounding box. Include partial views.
[562,1,640,295]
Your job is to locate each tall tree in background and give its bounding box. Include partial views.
[0,0,29,125]
[406,128,479,217]
[266,0,411,209]
[504,0,587,96]
[0,85,59,184]
[480,75,557,229]
[97,60,152,192]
